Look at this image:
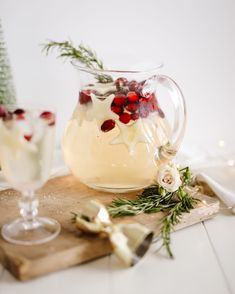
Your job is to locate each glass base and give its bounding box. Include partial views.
[1,217,61,245]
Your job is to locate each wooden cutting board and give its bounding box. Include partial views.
[0,175,219,281]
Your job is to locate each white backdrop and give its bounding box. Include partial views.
[1,0,235,154]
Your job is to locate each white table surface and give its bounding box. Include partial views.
[0,209,235,294]
[1,0,235,293]
[0,150,235,294]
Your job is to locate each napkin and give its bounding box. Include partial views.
[196,171,235,213]
[177,146,235,213]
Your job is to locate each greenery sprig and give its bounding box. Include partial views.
[42,40,113,83]
[108,167,197,258]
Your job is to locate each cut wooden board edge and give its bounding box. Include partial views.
[0,238,112,281]
[0,194,220,281]
[174,194,220,231]
[0,174,220,281]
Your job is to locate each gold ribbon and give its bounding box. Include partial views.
[73,200,153,266]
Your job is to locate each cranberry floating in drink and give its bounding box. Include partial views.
[62,65,186,193]
[0,105,60,245]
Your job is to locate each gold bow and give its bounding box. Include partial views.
[73,200,153,266]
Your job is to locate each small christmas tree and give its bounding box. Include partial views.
[0,19,16,106]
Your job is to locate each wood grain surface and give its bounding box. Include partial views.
[0,175,219,281]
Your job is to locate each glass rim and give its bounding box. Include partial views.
[71,61,164,75]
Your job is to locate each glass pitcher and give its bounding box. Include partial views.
[62,64,186,193]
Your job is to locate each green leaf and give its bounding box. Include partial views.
[107,167,197,258]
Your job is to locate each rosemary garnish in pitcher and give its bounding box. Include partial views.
[43,40,113,83]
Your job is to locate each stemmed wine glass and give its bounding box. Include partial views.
[0,104,61,245]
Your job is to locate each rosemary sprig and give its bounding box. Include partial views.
[108,167,197,258]
[42,40,113,83]
[161,187,195,257]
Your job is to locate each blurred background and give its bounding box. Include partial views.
[1,0,234,158]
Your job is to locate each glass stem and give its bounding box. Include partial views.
[19,191,39,222]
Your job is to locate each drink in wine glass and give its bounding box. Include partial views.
[0,105,60,245]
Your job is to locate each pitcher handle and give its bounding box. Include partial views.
[155,74,187,160]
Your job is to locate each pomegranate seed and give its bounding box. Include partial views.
[101,119,116,132]
[126,103,138,112]
[111,105,123,114]
[131,113,139,121]
[158,108,165,118]
[127,91,139,102]
[128,81,139,92]
[113,95,127,106]
[0,105,7,118]
[24,134,32,141]
[119,112,131,124]
[79,90,92,104]
[115,77,128,90]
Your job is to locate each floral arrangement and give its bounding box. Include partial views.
[108,163,196,258]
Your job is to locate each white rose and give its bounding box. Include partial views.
[157,164,182,192]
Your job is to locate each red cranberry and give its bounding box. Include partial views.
[113,94,127,106]
[40,111,53,120]
[79,90,92,104]
[127,91,139,102]
[139,97,149,106]
[14,109,25,120]
[16,113,25,120]
[115,77,128,90]
[0,105,7,118]
[128,81,139,92]
[131,113,139,121]
[40,111,55,126]
[126,103,138,113]
[14,109,25,115]
[101,119,116,132]
[111,105,123,114]
[119,112,131,124]
[24,134,32,141]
